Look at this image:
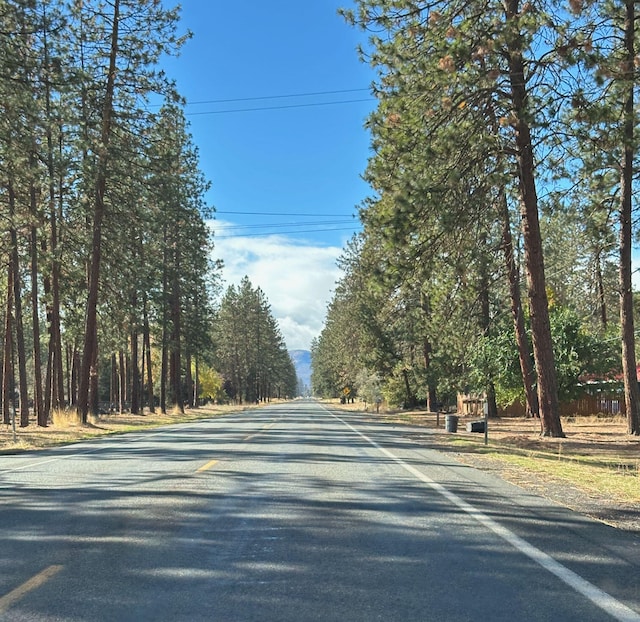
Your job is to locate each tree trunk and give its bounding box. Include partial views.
[478,230,499,419]
[119,349,126,413]
[43,221,64,415]
[140,334,146,408]
[88,322,99,416]
[160,339,168,414]
[70,345,80,406]
[3,270,14,425]
[401,368,414,408]
[77,0,120,423]
[29,178,45,426]
[487,88,539,419]
[619,0,640,435]
[43,5,64,414]
[8,182,30,428]
[45,343,53,416]
[498,190,539,418]
[110,353,117,409]
[170,347,182,412]
[169,247,183,414]
[185,351,193,407]
[143,297,154,413]
[505,0,563,437]
[193,355,199,408]
[160,237,169,414]
[419,293,438,411]
[486,381,498,419]
[130,326,140,414]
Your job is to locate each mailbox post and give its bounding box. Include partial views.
[483,399,489,445]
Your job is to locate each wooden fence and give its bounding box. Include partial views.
[463,392,626,418]
[500,395,625,417]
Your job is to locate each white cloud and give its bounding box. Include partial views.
[211,224,343,351]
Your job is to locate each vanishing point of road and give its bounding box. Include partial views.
[1,399,639,621]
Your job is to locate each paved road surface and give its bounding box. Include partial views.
[1,399,639,621]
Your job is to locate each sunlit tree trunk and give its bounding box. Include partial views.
[28,173,45,426]
[143,297,155,413]
[505,0,563,437]
[169,268,183,413]
[77,0,120,423]
[118,349,126,413]
[8,181,30,427]
[110,353,117,409]
[185,351,193,408]
[193,354,199,408]
[498,190,539,418]
[619,0,640,435]
[3,268,14,425]
[478,231,498,418]
[42,4,65,414]
[130,314,140,414]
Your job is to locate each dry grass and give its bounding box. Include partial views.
[0,402,264,454]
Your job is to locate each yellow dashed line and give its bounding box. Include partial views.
[197,460,219,472]
[243,421,275,442]
[0,565,64,614]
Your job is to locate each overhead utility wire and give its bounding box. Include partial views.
[215,210,357,217]
[215,219,355,231]
[186,88,371,106]
[187,98,374,116]
[214,226,361,239]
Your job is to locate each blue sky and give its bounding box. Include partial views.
[160,1,376,350]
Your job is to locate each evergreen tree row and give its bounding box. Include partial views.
[0,0,217,425]
[313,0,640,436]
[212,277,298,404]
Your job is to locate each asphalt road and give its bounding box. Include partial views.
[1,399,640,621]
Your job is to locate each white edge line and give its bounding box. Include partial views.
[327,408,640,622]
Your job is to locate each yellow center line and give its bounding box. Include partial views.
[244,421,276,442]
[197,460,219,472]
[0,565,64,614]
[199,420,277,468]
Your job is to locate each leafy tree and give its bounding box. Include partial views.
[472,305,619,407]
[355,369,382,409]
[197,364,226,404]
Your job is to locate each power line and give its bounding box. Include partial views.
[186,98,374,116]
[186,88,371,106]
[215,210,357,217]
[214,226,361,239]
[215,219,356,231]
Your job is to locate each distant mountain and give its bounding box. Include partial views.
[289,349,311,392]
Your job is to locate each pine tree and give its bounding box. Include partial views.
[344,0,567,434]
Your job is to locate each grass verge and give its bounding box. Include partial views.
[0,402,263,454]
